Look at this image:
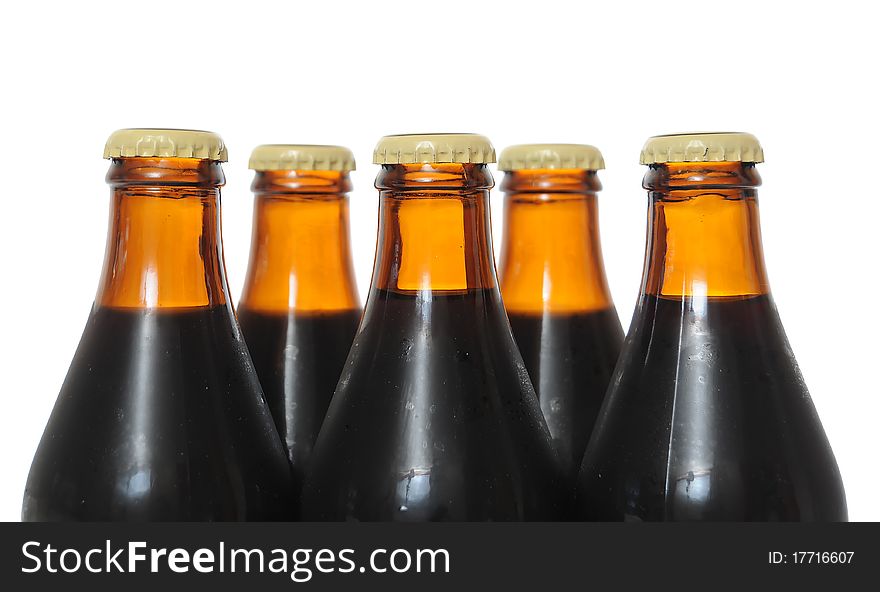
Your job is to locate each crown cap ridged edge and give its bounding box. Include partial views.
[640,132,764,165]
[498,143,605,171]
[103,128,228,161]
[249,144,356,171]
[373,133,496,165]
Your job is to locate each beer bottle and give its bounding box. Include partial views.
[237,145,361,494]
[23,129,295,521]
[576,132,847,521]
[497,144,624,489]
[302,134,562,521]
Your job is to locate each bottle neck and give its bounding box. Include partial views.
[498,169,613,314]
[641,162,769,299]
[97,157,229,309]
[239,170,359,313]
[372,163,497,294]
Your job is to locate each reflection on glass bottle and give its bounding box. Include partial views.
[238,145,361,499]
[576,133,847,521]
[497,144,623,494]
[23,129,295,521]
[302,134,562,521]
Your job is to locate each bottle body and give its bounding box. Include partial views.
[577,161,847,521]
[302,160,562,521]
[499,169,623,491]
[23,154,295,521]
[237,168,361,493]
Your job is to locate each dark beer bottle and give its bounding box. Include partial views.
[497,144,623,489]
[238,144,361,495]
[576,132,847,521]
[302,134,562,521]
[23,129,295,521]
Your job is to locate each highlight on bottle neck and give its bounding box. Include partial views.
[641,161,769,299]
[372,162,497,294]
[251,169,353,195]
[239,169,360,313]
[97,156,229,309]
[498,168,614,314]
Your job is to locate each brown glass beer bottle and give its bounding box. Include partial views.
[497,144,623,489]
[23,129,295,521]
[302,134,562,521]
[237,145,361,495]
[576,133,847,521]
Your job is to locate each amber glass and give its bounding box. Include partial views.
[238,169,361,497]
[576,162,847,521]
[499,169,623,492]
[301,163,562,521]
[23,157,295,521]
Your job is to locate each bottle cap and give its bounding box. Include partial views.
[249,145,356,171]
[639,132,764,165]
[373,133,495,165]
[103,129,228,161]
[498,143,605,171]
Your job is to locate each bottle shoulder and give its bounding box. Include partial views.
[24,304,295,521]
[578,294,847,521]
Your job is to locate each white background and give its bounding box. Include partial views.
[0,0,877,522]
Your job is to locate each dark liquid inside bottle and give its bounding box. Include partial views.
[508,308,623,484]
[237,309,361,485]
[302,288,561,521]
[23,305,295,521]
[578,294,847,521]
